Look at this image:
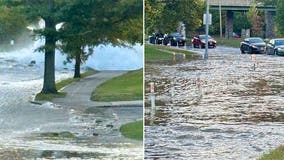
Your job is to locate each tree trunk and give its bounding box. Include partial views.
[41,17,57,94]
[74,52,81,78]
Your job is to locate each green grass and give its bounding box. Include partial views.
[145,44,193,63]
[152,45,193,55]
[145,45,173,62]
[213,37,243,48]
[35,92,67,101]
[258,146,284,160]
[91,69,142,101]
[35,69,97,101]
[119,120,143,141]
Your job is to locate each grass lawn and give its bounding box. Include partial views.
[145,44,193,63]
[35,69,97,101]
[119,120,143,141]
[258,146,284,160]
[145,45,173,62]
[213,37,243,48]
[152,45,194,55]
[91,69,143,101]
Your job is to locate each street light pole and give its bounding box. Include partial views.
[204,0,209,60]
[219,0,222,39]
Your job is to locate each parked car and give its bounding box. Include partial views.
[240,37,266,54]
[149,33,164,44]
[233,32,241,38]
[266,38,284,56]
[163,33,185,46]
[192,35,216,48]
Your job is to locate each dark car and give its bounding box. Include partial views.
[149,33,164,44]
[192,35,216,48]
[266,38,284,56]
[163,33,186,46]
[240,37,266,54]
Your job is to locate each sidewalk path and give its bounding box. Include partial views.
[52,71,143,111]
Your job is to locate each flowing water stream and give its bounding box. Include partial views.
[145,46,284,160]
[0,42,143,159]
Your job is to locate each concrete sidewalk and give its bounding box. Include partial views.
[52,71,143,111]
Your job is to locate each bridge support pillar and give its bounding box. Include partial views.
[265,11,275,38]
[225,10,234,39]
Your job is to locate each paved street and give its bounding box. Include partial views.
[145,46,284,159]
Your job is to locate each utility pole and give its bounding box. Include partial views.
[204,0,209,60]
[219,0,222,39]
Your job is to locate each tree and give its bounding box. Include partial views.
[2,0,143,92]
[234,12,251,34]
[145,0,165,34]
[247,1,264,37]
[58,0,143,78]
[1,0,66,93]
[0,5,28,45]
[275,0,284,36]
[145,0,204,36]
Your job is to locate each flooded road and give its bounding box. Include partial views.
[145,46,284,159]
[0,49,142,159]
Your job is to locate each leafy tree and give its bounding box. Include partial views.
[234,12,251,34]
[58,0,142,78]
[275,0,284,36]
[0,5,28,45]
[145,0,165,34]
[145,0,204,36]
[207,10,226,36]
[1,0,67,93]
[1,0,142,92]
[247,1,264,37]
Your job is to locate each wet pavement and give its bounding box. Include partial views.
[0,53,143,159]
[145,46,284,160]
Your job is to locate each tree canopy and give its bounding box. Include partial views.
[0,5,28,44]
[58,0,142,78]
[275,0,284,36]
[145,0,204,36]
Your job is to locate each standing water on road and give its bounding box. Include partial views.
[145,46,284,160]
[0,40,143,159]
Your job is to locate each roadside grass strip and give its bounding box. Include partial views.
[91,69,143,101]
[258,146,284,160]
[145,44,193,63]
[213,37,243,48]
[119,120,143,141]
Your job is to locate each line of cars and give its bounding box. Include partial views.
[240,37,284,56]
[149,33,217,48]
[149,32,186,46]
